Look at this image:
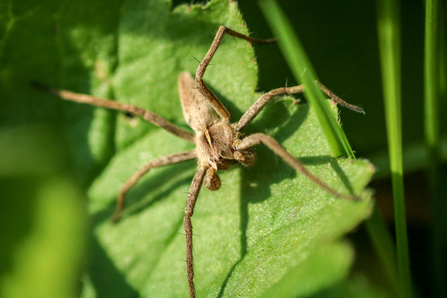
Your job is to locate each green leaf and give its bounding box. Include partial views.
[1,0,374,297]
[259,242,354,298]
[88,100,374,298]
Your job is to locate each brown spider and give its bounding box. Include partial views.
[34,26,363,298]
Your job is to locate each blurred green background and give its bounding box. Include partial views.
[1,0,445,297]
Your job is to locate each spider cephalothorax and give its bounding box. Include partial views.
[197,122,257,191]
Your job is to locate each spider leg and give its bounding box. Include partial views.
[237,85,304,130]
[32,82,195,143]
[234,133,357,201]
[195,26,276,121]
[237,83,364,131]
[111,150,197,222]
[315,81,365,114]
[184,166,208,298]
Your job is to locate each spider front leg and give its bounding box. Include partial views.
[237,83,365,131]
[237,85,305,130]
[111,151,197,222]
[234,133,357,201]
[184,166,208,298]
[195,26,276,120]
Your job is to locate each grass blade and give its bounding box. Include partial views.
[376,0,413,297]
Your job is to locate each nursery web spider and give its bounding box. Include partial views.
[35,26,364,298]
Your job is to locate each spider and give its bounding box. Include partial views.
[34,26,364,298]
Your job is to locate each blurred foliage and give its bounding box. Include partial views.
[0,126,87,298]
